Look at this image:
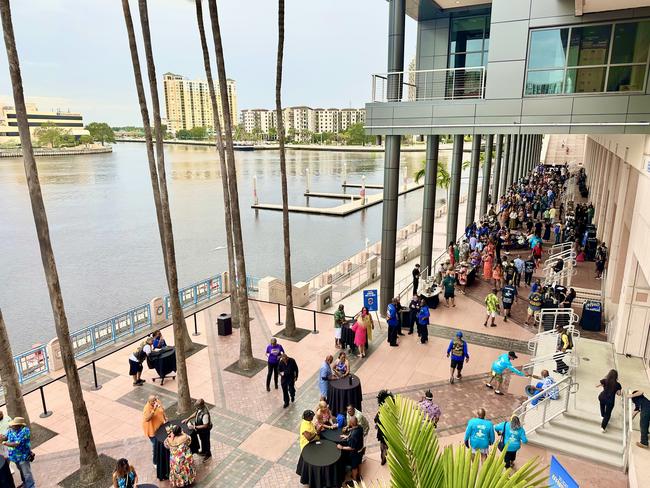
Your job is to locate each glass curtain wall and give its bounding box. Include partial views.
[448,15,490,98]
[525,20,650,96]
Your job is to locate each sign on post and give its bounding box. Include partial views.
[549,456,579,488]
[363,289,378,312]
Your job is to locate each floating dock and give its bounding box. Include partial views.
[303,192,361,200]
[341,183,383,189]
[252,181,423,216]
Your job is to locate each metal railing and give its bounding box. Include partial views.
[527,325,580,355]
[14,345,49,384]
[535,308,579,333]
[513,375,578,434]
[371,67,486,102]
[520,350,579,377]
[70,303,152,358]
[548,242,574,256]
[396,265,429,302]
[164,275,225,319]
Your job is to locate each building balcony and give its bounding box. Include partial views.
[371,66,486,103]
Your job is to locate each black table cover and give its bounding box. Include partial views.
[320,427,346,443]
[419,292,440,309]
[328,375,362,417]
[148,347,177,384]
[152,419,194,480]
[296,440,342,488]
[0,456,14,488]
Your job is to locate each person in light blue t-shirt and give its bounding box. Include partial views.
[464,408,495,461]
[485,351,528,395]
[495,415,528,468]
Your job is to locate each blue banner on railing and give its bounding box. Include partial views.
[549,456,578,488]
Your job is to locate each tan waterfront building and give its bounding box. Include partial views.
[163,72,237,135]
[0,104,89,144]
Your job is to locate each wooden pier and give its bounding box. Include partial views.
[252,181,423,216]
[303,192,361,200]
[341,183,383,189]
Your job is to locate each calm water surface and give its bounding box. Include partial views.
[2,143,468,350]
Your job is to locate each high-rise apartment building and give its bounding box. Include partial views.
[163,72,237,134]
[315,108,340,134]
[339,108,366,131]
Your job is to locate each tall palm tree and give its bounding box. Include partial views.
[121,0,192,413]
[374,394,547,487]
[207,0,254,369]
[0,308,29,422]
[193,0,239,327]
[415,160,451,189]
[0,1,103,482]
[275,0,296,336]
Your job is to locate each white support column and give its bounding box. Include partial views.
[596,146,612,238]
[603,154,621,246]
[605,162,630,302]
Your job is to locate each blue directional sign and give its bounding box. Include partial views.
[549,456,579,488]
[363,289,378,312]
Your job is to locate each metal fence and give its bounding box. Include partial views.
[14,345,49,384]
[371,67,486,103]
[513,375,578,434]
[164,275,224,319]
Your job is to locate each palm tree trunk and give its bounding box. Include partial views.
[275,0,296,336]
[0,1,102,482]
[120,0,192,414]
[0,308,29,422]
[194,0,239,327]
[207,0,254,369]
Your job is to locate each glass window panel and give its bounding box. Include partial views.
[606,65,646,92]
[525,70,564,95]
[567,25,612,66]
[564,67,606,93]
[464,52,483,68]
[450,16,486,54]
[611,21,650,64]
[528,29,569,69]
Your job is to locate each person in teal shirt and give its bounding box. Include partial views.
[463,408,494,461]
[485,351,528,395]
[494,415,527,468]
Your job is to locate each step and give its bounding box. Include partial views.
[527,431,624,469]
[538,420,622,452]
[563,409,624,431]
[557,410,623,434]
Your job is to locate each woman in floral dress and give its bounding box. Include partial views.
[164,425,196,487]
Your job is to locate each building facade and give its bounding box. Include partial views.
[367,0,650,367]
[0,104,89,143]
[162,72,238,135]
[240,106,365,140]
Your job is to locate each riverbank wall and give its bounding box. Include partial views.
[0,146,113,158]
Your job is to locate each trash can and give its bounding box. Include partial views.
[580,300,602,331]
[217,313,232,336]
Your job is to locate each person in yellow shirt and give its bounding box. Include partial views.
[142,395,167,463]
[299,410,319,451]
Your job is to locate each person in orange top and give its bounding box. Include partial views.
[143,395,167,463]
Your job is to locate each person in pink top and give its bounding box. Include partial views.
[351,316,368,358]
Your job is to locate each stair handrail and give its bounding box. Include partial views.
[543,251,576,270]
[513,375,578,434]
[548,242,574,256]
[527,325,580,353]
[519,349,578,376]
[623,392,632,471]
[535,308,579,333]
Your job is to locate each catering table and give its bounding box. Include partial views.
[153,419,195,480]
[296,440,343,488]
[0,456,14,488]
[419,286,441,309]
[147,347,177,385]
[340,322,367,353]
[328,375,362,417]
[320,427,346,443]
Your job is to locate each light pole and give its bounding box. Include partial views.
[306,168,311,194]
[253,175,259,205]
[361,175,366,204]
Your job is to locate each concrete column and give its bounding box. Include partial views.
[492,134,503,203]
[508,134,518,187]
[466,134,482,227]
[447,134,464,244]
[603,155,621,246]
[419,135,439,275]
[500,134,511,196]
[515,135,524,182]
[605,163,630,300]
[379,0,405,314]
[593,145,605,220]
[480,134,494,215]
[519,135,528,180]
[596,147,612,237]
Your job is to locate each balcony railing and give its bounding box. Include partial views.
[371,66,486,103]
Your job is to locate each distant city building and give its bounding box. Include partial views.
[162,72,238,135]
[0,104,90,143]
[239,106,365,141]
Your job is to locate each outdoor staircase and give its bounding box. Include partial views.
[544,134,586,166]
[528,409,625,469]
[519,333,627,469]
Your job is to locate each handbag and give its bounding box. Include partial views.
[497,427,506,452]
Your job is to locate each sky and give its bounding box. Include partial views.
[0,0,416,126]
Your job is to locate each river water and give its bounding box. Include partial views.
[0,143,473,351]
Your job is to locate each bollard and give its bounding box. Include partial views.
[39,386,53,418]
[192,313,200,336]
[90,361,102,391]
[276,303,283,326]
[312,310,319,334]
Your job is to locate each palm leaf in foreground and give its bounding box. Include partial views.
[357,395,547,488]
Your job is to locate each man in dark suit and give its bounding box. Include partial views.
[278,353,299,408]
